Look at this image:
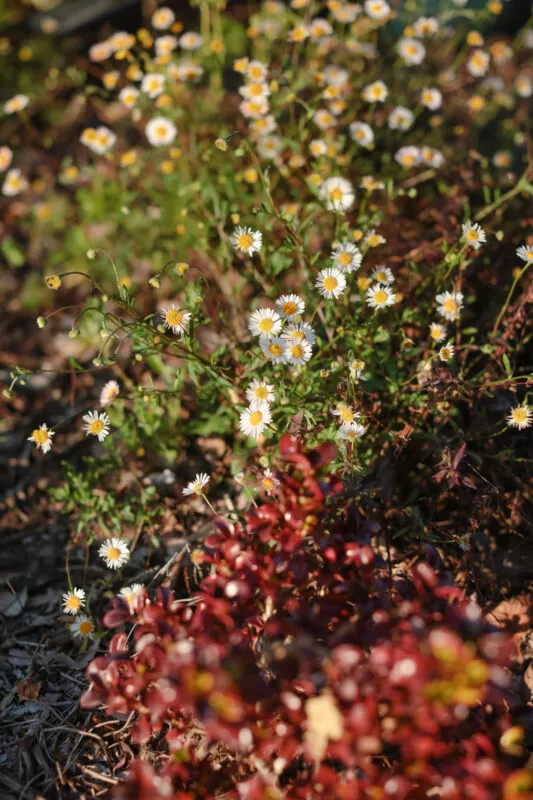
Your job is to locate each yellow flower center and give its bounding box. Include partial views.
[249,66,263,80]
[375,271,386,281]
[291,345,303,359]
[525,251,533,260]
[79,621,93,635]
[431,327,443,340]
[258,317,273,333]
[89,419,104,435]
[156,125,168,138]
[237,233,254,249]
[339,252,352,265]
[66,595,81,609]
[107,547,121,561]
[269,343,283,357]
[406,44,417,55]
[249,410,263,426]
[282,301,298,315]
[255,386,269,400]
[262,478,273,490]
[292,27,306,41]
[249,83,263,96]
[166,309,183,326]
[443,298,457,313]
[513,408,527,423]
[323,276,338,291]
[466,229,478,241]
[32,428,49,445]
[441,348,451,360]
[402,155,414,166]
[374,290,388,305]
[368,234,381,246]
[355,129,366,140]
[370,86,382,99]
[340,408,354,423]
[330,188,343,202]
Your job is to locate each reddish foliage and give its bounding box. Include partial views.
[82,435,531,799]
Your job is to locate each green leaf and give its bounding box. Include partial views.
[502,353,512,378]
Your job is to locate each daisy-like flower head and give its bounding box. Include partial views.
[421,147,445,168]
[493,151,511,168]
[239,402,272,438]
[398,37,426,65]
[361,80,388,103]
[332,402,360,426]
[319,177,355,212]
[99,537,130,569]
[316,267,346,299]
[174,62,204,82]
[257,135,281,159]
[141,73,165,98]
[89,41,113,62]
[2,168,28,197]
[62,587,86,615]
[246,379,275,406]
[259,468,280,495]
[0,146,13,172]
[388,106,415,131]
[246,60,268,82]
[248,308,282,339]
[45,274,62,290]
[339,423,367,441]
[429,322,447,343]
[28,423,54,454]
[349,121,374,148]
[231,226,262,256]
[239,81,271,101]
[155,35,178,56]
[119,87,139,108]
[100,379,120,407]
[364,0,391,20]
[70,615,94,639]
[119,583,144,606]
[371,265,394,284]
[507,404,532,430]
[421,87,442,110]
[180,32,203,51]
[309,139,327,158]
[323,66,349,87]
[152,6,175,29]
[331,241,362,273]
[275,293,305,320]
[436,290,464,321]
[80,126,116,155]
[145,116,177,146]
[462,221,486,250]
[515,75,533,98]
[349,358,367,380]
[413,16,439,37]
[439,343,455,362]
[467,49,490,77]
[365,229,385,247]
[161,305,192,336]
[282,322,317,347]
[395,146,421,168]
[288,24,309,42]
[83,410,111,442]
[4,94,29,114]
[313,109,336,130]
[366,283,396,309]
[309,19,334,39]
[183,473,210,496]
[260,336,287,364]
[516,245,533,263]
[285,339,313,365]
[360,175,385,191]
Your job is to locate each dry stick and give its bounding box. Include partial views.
[492,262,532,337]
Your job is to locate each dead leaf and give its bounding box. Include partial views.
[304,692,344,764]
[487,596,532,658]
[16,677,42,703]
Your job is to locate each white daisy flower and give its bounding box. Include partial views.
[260,336,287,364]
[28,423,54,454]
[152,6,175,30]
[83,410,111,442]
[332,403,360,426]
[338,423,367,441]
[259,468,280,495]
[70,615,94,639]
[62,587,86,615]
[231,226,262,256]
[119,87,139,108]
[436,290,464,321]
[349,359,367,380]
[145,116,177,146]
[285,339,313,365]
[4,94,29,114]
[248,308,282,339]
[398,37,426,65]
[119,583,144,605]
[323,66,349,86]
[239,402,272,438]
[179,32,203,50]
[155,35,178,56]
[161,305,191,336]
[316,267,346,299]
[257,135,281,159]
[173,61,204,81]
[239,81,271,101]
[364,0,391,20]
[80,126,116,155]
[246,379,275,406]
[275,294,305,320]
[429,322,447,343]
[313,109,336,130]
[309,19,334,39]
[282,322,317,346]
[246,60,268,81]
[366,283,396,309]
[515,75,533,98]
[507,405,532,430]
[462,221,486,250]
[421,147,445,168]
[183,473,210,496]
[99,537,130,569]
[100,380,120,407]
[361,80,388,103]
[350,121,374,148]
[371,266,394,284]
[395,146,421,168]
[421,88,442,110]
[413,17,439,37]
[516,245,533,263]
[360,175,385,191]
[365,229,386,247]
[331,242,362,273]
[319,177,355,212]
[388,106,414,131]
[493,151,512,168]
[2,168,28,196]
[309,139,327,157]
[438,343,455,362]
[467,49,490,77]
[0,146,13,172]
